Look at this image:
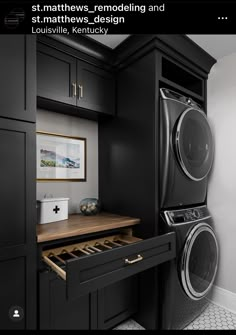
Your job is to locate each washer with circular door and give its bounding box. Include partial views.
[160,88,214,208]
[159,205,218,329]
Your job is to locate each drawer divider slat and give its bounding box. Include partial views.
[62,250,79,259]
[43,255,66,281]
[74,247,90,255]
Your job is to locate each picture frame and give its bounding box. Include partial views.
[36,131,86,181]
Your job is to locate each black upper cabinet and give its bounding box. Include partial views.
[37,44,76,106]
[37,43,115,116]
[0,35,36,123]
[77,61,115,115]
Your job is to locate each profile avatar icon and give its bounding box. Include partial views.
[13,310,20,318]
[4,8,25,29]
[9,306,23,321]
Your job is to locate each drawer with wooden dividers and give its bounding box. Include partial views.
[42,230,176,300]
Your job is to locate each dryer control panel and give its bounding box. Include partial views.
[164,206,210,225]
[160,88,202,109]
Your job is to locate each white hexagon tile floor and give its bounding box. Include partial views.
[113,303,236,330]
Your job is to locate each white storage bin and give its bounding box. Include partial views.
[37,198,69,224]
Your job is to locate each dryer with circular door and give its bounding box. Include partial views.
[160,88,214,209]
[159,205,219,330]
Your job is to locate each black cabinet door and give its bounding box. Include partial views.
[0,119,35,249]
[77,60,115,115]
[98,276,138,329]
[0,35,36,122]
[39,271,138,330]
[0,258,25,329]
[37,43,76,106]
[0,118,36,329]
[39,272,93,330]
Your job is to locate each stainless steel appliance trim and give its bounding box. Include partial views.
[160,99,171,207]
[181,222,219,301]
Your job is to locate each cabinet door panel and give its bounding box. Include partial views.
[77,61,115,115]
[37,43,76,105]
[0,258,25,329]
[0,119,35,248]
[0,35,36,122]
[98,276,138,329]
[0,129,25,246]
[39,272,91,330]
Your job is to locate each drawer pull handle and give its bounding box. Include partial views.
[125,254,143,265]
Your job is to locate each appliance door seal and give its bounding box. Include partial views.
[175,108,214,181]
[180,222,218,300]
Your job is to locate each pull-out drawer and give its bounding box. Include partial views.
[42,231,175,300]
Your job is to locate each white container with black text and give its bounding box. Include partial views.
[37,197,69,224]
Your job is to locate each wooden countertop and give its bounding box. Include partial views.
[37,212,140,243]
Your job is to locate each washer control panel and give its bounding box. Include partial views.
[165,206,210,224]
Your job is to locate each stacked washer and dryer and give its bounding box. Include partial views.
[159,88,219,329]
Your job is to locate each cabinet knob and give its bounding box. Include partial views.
[78,85,83,99]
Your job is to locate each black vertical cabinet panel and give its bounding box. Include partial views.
[0,118,36,329]
[0,35,36,122]
[135,268,159,330]
[99,51,160,330]
[0,129,25,247]
[37,43,76,106]
[0,258,25,329]
[99,51,158,238]
[77,60,115,115]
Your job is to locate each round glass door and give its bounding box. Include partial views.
[175,108,214,181]
[180,223,218,300]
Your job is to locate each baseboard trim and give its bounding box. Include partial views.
[208,285,236,314]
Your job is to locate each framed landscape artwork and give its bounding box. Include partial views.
[36,131,86,181]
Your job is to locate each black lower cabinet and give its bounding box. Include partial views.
[39,271,91,330]
[0,258,25,329]
[38,232,175,329]
[39,271,138,330]
[97,276,138,329]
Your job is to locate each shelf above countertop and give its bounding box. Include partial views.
[37,212,141,243]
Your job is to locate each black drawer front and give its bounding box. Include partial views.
[66,233,175,300]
